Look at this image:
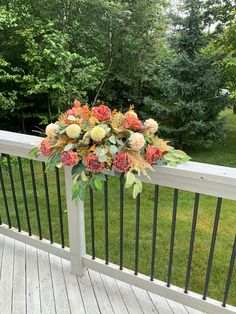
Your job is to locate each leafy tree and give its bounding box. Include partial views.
[0,0,168,132]
[145,0,228,148]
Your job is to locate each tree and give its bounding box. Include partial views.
[0,0,169,132]
[145,0,228,148]
[205,0,236,114]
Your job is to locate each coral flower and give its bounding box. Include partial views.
[61,150,79,166]
[122,113,142,130]
[146,146,163,165]
[92,104,111,122]
[40,140,51,156]
[74,99,81,108]
[113,151,131,173]
[85,154,105,173]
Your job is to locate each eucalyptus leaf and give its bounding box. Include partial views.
[64,143,73,151]
[109,135,116,144]
[110,145,118,155]
[98,154,107,162]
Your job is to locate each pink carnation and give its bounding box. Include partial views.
[113,152,131,173]
[40,140,51,156]
[73,99,81,108]
[146,146,163,165]
[61,150,79,167]
[85,154,105,173]
[92,104,111,122]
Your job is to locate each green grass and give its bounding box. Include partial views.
[0,109,236,305]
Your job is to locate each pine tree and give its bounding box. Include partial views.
[146,0,228,148]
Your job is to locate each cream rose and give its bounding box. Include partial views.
[144,118,158,134]
[66,124,81,139]
[45,123,59,139]
[128,133,145,151]
[90,126,106,142]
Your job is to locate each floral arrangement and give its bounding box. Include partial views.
[31,100,190,201]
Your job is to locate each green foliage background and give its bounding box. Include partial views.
[0,0,235,147]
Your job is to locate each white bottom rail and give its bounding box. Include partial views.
[83,255,236,314]
[0,224,70,261]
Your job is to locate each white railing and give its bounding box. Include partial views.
[0,130,236,314]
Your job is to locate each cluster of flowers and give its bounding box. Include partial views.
[35,100,190,200]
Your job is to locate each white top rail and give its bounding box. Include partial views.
[1,130,236,200]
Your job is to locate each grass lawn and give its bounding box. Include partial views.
[0,109,236,305]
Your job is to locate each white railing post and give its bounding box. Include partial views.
[64,167,86,276]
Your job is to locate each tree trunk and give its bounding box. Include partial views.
[233,104,236,114]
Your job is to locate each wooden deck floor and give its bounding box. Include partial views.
[0,234,204,314]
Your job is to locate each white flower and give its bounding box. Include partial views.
[90,126,106,142]
[45,123,59,139]
[128,133,145,151]
[66,124,81,139]
[144,118,158,134]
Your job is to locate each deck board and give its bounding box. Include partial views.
[0,234,206,314]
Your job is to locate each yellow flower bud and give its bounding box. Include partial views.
[91,126,106,142]
[66,124,81,139]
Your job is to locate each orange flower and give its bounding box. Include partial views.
[122,113,142,130]
[81,104,90,120]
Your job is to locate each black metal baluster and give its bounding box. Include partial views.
[7,155,21,231]
[55,168,64,248]
[29,160,42,240]
[120,177,124,270]
[104,176,109,264]
[167,189,179,287]
[90,186,95,259]
[150,185,159,281]
[0,163,11,227]
[222,235,236,307]
[134,193,141,275]
[203,197,222,300]
[18,157,31,236]
[42,162,53,244]
[184,193,200,293]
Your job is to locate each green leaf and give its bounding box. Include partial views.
[144,135,152,143]
[93,173,106,181]
[109,135,116,144]
[64,143,73,151]
[47,153,61,170]
[81,170,88,182]
[134,177,142,193]
[72,163,85,176]
[133,183,141,199]
[116,138,124,146]
[94,179,103,190]
[163,153,179,162]
[56,162,63,168]
[125,171,136,189]
[155,159,167,166]
[98,154,107,162]
[110,145,118,155]
[67,115,76,121]
[29,147,39,159]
